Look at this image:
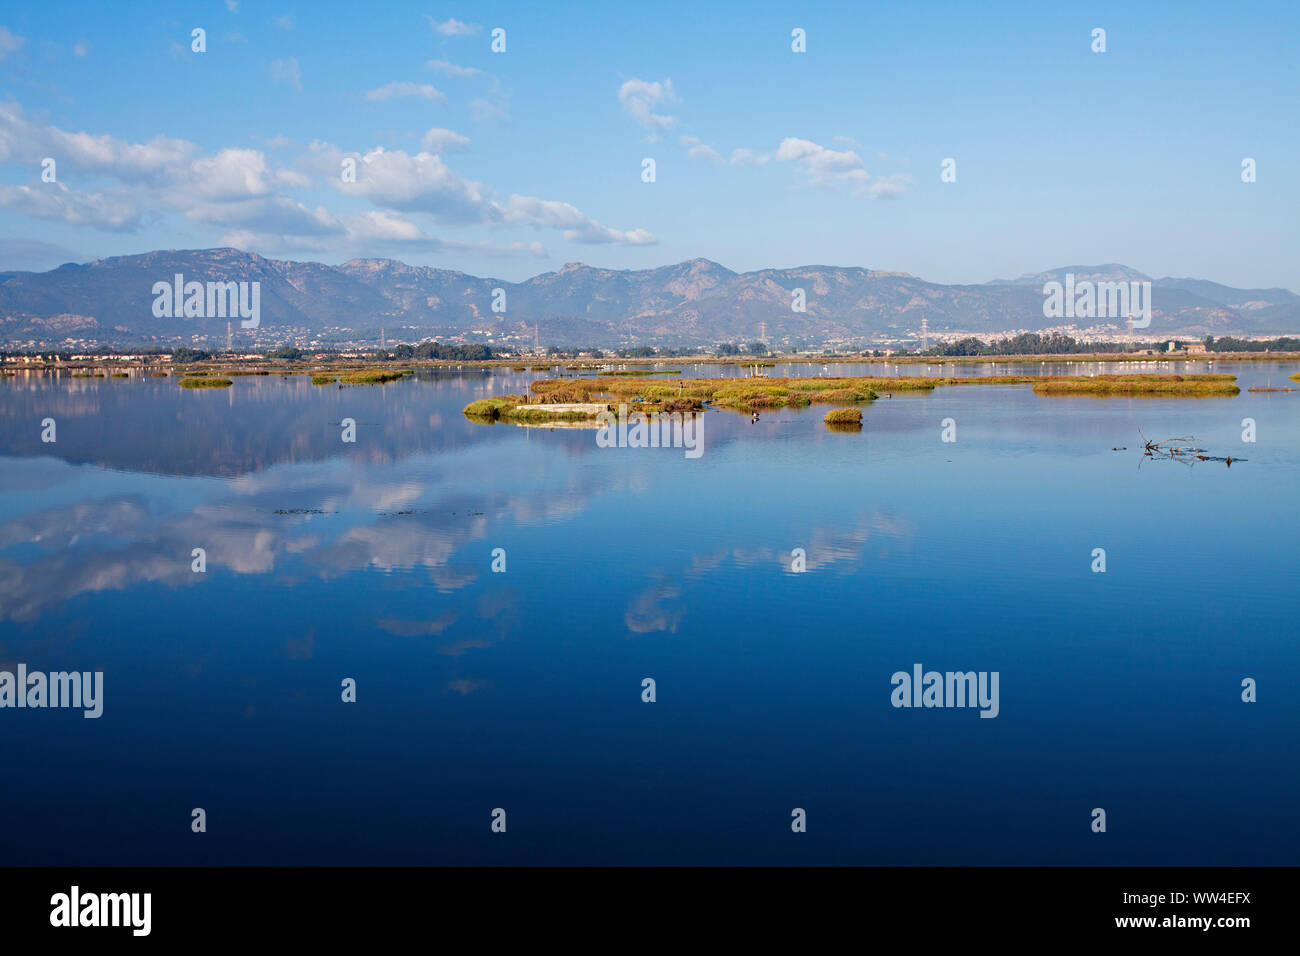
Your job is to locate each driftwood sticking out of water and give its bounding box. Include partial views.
[1137,429,1245,468]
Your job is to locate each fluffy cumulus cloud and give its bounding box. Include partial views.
[324,146,493,222]
[0,102,194,185]
[0,100,654,254]
[619,78,677,138]
[188,149,280,201]
[772,137,912,198]
[0,183,139,230]
[317,144,655,245]
[344,211,545,257]
[499,196,656,245]
[775,137,870,183]
[184,196,342,237]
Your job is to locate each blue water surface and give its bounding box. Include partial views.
[0,360,1295,865]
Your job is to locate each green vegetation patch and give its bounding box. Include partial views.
[340,369,408,385]
[1031,374,1239,396]
[311,374,339,386]
[824,407,863,425]
[464,395,606,423]
[179,377,233,389]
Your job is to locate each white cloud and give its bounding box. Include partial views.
[0,104,329,234]
[774,137,911,198]
[681,135,770,168]
[365,81,445,103]
[270,57,302,92]
[728,148,770,167]
[274,14,295,30]
[73,42,89,57]
[0,182,139,230]
[420,127,471,153]
[427,58,481,77]
[775,137,869,183]
[275,168,310,188]
[345,210,429,242]
[859,174,913,200]
[501,196,656,245]
[0,100,652,252]
[427,17,480,37]
[680,135,723,165]
[0,102,195,184]
[619,78,677,138]
[0,26,24,60]
[344,212,546,258]
[188,148,278,201]
[468,97,507,123]
[186,196,342,237]
[330,147,492,222]
[220,229,330,254]
[317,144,655,244]
[225,0,240,11]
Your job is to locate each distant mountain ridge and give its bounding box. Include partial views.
[1,248,1296,347]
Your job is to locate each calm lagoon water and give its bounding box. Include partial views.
[0,360,1296,865]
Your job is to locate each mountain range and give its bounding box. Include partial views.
[1,248,1297,348]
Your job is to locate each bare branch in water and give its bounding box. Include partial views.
[1139,432,1245,468]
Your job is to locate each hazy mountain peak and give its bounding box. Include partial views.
[0,249,1295,347]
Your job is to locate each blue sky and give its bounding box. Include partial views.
[0,0,1296,289]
